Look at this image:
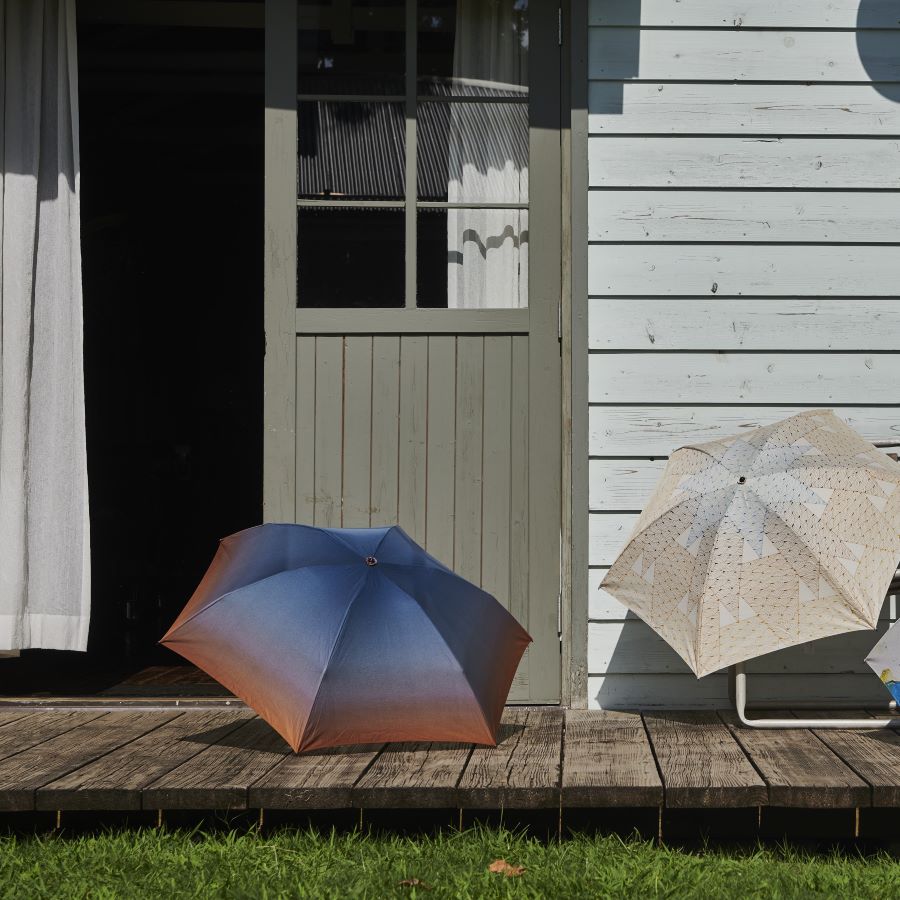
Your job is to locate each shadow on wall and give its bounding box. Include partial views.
[590,0,640,115]
[858,0,900,99]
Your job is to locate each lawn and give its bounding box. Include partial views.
[0,824,898,899]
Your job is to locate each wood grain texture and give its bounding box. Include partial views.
[143,717,290,810]
[249,743,384,809]
[424,335,456,567]
[589,192,900,244]
[589,0,900,28]
[562,710,662,806]
[812,722,900,806]
[722,711,870,807]
[481,336,513,608]
[352,742,473,808]
[312,336,343,527]
[589,352,900,404]
[0,711,105,764]
[457,707,563,808]
[453,336,484,586]
[36,712,251,811]
[369,336,401,526]
[398,336,428,544]
[588,298,900,351]
[589,138,900,189]
[590,245,900,297]
[295,335,316,523]
[589,459,667,511]
[589,406,900,457]
[644,711,767,807]
[589,29,900,82]
[342,336,373,527]
[0,713,177,811]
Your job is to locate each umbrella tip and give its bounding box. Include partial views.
[365,556,378,567]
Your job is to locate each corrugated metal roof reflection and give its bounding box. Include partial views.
[297,79,528,201]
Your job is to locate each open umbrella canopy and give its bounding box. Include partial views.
[601,410,900,678]
[161,524,530,752]
[865,619,900,705]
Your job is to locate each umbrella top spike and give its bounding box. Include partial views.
[365,556,378,567]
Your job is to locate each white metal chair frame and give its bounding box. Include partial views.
[733,439,900,729]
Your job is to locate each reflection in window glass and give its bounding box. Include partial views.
[299,102,405,200]
[418,0,528,93]
[417,208,528,309]
[298,209,405,307]
[417,101,527,203]
[298,0,405,95]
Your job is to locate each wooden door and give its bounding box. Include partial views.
[264,0,561,702]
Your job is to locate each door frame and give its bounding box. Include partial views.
[263,0,576,704]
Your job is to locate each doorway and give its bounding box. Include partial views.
[0,5,265,695]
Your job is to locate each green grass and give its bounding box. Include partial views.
[0,825,898,900]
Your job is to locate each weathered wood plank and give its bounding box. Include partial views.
[352,742,473,808]
[398,336,428,544]
[807,713,900,806]
[589,406,900,457]
[457,707,562,808]
[295,335,316,524]
[143,717,289,810]
[589,29,900,82]
[589,138,900,189]
[36,711,251,811]
[588,83,900,136]
[508,334,530,627]
[0,713,178,812]
[0,711,105,763]
[481,335,513,607]
[590,192,900,245]
[644,711,767,807]
[589,0,900,28]
[721,711,870,807]
[341,335,373,527]
[250,743,384,809]
[425,335,456,567]
[590,245,900,298]
[369,336,400,527]
[589,459,666,511]
[589,298,900,352]
[589,674,731,709]
[588,620,889,676]
[313,336,343,527]
[562,710,662,807]
[589,352,900,404]
[589,568,633,619]
[454,336,484,586]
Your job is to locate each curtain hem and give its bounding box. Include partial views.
[0,613,89,652]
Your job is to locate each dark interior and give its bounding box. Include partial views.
[1,12,265,694]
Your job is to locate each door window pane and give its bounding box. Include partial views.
[418,0,528,94]
[298,208,405,307]
[299,101,405,200]
[417,208,528,309]
[298,0,405,95]
[417,100,527,202]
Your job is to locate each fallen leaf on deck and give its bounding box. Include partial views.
[488,859,526,877]
[398,878,432,890]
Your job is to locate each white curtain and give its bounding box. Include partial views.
[447,0,528,309]
[0,0,90,651]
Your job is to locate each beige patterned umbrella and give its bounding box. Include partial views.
[601,410,900,678]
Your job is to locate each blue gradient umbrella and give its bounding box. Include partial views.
[161,524,530,752]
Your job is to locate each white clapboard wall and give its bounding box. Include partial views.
[586,0,900,709]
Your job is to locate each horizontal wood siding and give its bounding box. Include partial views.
[586,0,900,708]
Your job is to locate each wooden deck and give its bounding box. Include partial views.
[0,707,898,814]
